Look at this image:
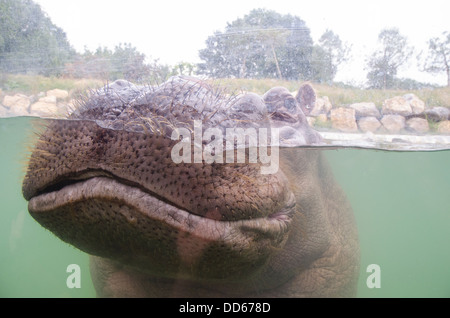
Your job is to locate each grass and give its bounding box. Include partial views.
[1,74,449,109]
[0,74,103,96]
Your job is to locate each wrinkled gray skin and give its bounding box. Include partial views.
[22,76,359,297]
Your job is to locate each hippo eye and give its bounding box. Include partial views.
[284,98,296,112]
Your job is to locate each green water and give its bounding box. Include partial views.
[326,148,450,297]
[0,117,94,297]
[1,116,449,298]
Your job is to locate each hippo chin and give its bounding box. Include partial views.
[22,76,359,297]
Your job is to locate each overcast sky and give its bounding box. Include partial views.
[35,0,449,86]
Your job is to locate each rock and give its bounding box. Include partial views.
[381,115,406,132]
[437,121,450,134]
[357,116,381,132]
[306,116,316,127]
[65,99,80,115]
[330,107,358,132]
[29,95,59,117]
[425,107,450,122]
[2,94,30,110]
[382,96,412,116]
[47,89,69,100]
[310,96,332,116]
[2,94,31,116]
[56,100,75,116]
[0,105,10,117]
[10,104,30,116]
[39,95,57,104]
[403,94,425,114]
[30,101,59,117]
[349,102,381,118]
[405,118,429,133]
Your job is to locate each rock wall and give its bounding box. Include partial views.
[308,94,450,134]
[0,89,74,118]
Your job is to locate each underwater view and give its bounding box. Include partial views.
[1,0,449,299]
[1,116,449,297]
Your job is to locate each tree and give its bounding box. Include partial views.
[366,28,413,89]
[311,29,351,83]
[197,8,313,80]
[0,0,75,76]
[421,31,450,87]
[109,43,151,82]
[254,28,289,79]
[64,43,160,82]
[276,18,313,80]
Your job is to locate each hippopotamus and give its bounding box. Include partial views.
[22,76,359,297]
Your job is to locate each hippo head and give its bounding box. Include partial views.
[22,76,358,297]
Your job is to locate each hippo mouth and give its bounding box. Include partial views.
[28,171,295,235]
[27,171,295,279]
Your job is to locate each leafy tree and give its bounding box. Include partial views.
[63,46,114,79]
[198,31,245,78]
[0,0,75,76]
[254,28,289,79]
[311,30,351,83]
[421,31,450,87]
[366,28,413,89]
[197,8,313,80]
[64,43,165,82]
[145,58,173,83]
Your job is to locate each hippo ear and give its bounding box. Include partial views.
[295,83,316,116]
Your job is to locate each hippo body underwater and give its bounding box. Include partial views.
[22,76,359,297]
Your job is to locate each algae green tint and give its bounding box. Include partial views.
[1,116,449,297]
[0,117,95,297]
